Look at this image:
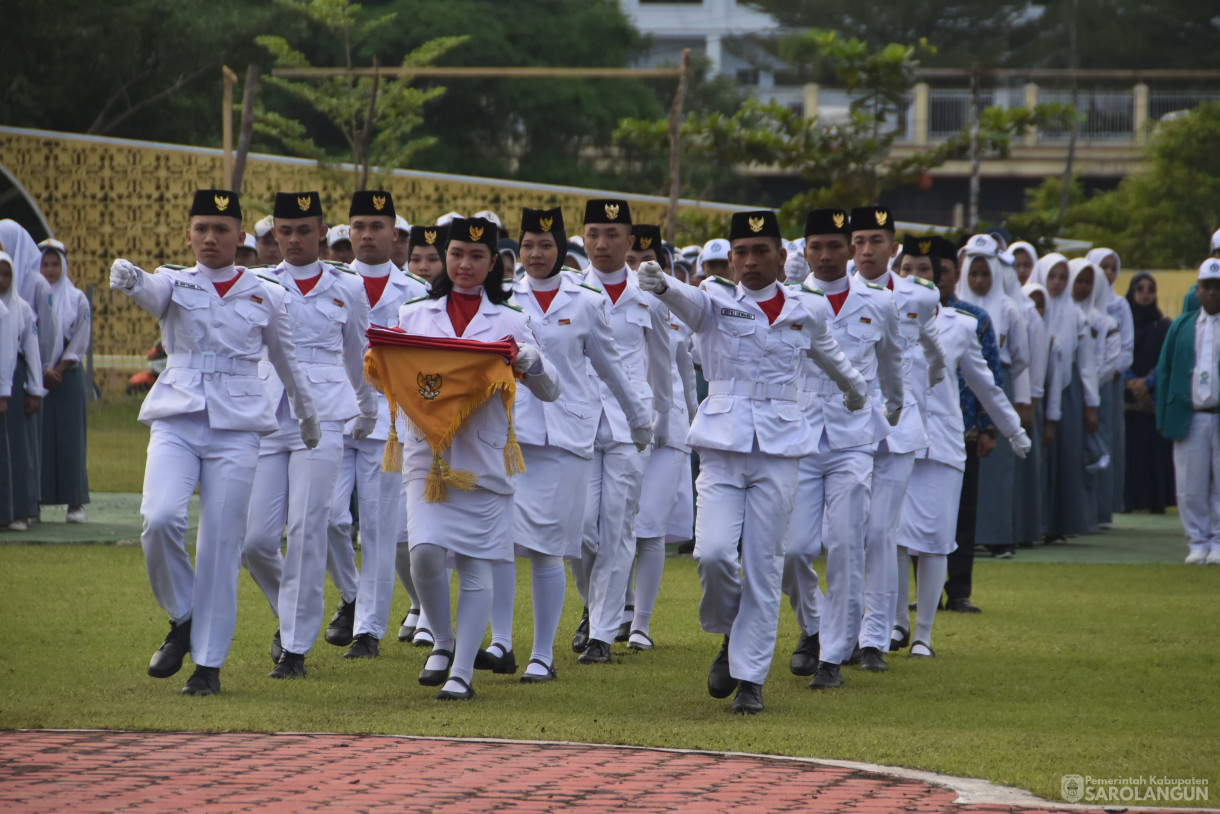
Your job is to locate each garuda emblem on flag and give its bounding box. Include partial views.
[364,326,525,502]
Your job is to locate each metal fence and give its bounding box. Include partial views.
[1148,90,1220,122]
[1035,90,1134,142]
[928,89,996,139]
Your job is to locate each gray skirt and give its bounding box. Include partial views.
[1012,397,1044,544]
[974,364,1016,547]
[5,358,42,518]
[1094,376,1117,525]
[40,364,90,506]
[1046,365,1095,537]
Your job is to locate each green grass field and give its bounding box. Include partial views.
[86,396,150,493]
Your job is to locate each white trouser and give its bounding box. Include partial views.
[140,413,261,668]
[1174,412,1220,551]
[242,420,345,655]
[326,436,406,640]
[694,445,800,686]
[635,445,688,538]
[581,419,650,645]
[782,435,873,665]
[859,445,915,652]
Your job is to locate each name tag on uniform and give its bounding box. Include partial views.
[172,280,206,292]
[721,307,755,320]
[558,319,571,326]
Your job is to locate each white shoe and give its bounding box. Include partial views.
[6,520,28,532]
[1206,549,1220,566]
[66,507,87,524]
[1186,547,1208,565]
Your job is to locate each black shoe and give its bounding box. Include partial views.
[269,651,306,679]
[627,630,654,651]
[148,619,192,678]
[708,636,736,699]
[676,540,694,555]
[809,661,844,690]
[789,632,820,677]
[271,629,283,665]
[519,658,557,684]
[182,665,220,696]
[732,681,764,714]
[945,597,982,614]
[474,645,518,674]
[890,626,910,651]
[909,640,936,659]
[858,646,889,672]
[571,607,590,653]
[436,675,475,701]
[578,639,612,664]
[398,608,420,643]
[419,648,454,686]
[845,644,863,666]
[412,627,434,648]
[615,605,634,643]
[324,599,356,646]
[343,633,380,659]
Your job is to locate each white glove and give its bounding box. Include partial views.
[1008,427,1032,460]
[512,344,541,375]
[299,416,321,449]
[636,261,667,294]
[630,425,652,452]
[109,258,142,290]
[927,362,947,388]
[843,387,867,413]
[651,415,668,450]
[351,414,377,441]
[885,405,903,427]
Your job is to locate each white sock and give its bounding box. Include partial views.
[631,537,665,636]
[914,553,948,647]
[527,552,565,674]
[411,544,454,663]
[395,541,419,609]
[893,548,912,635]
[446,554,493,689]
[489,559,516,652]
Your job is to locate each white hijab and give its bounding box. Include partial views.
[1085,248,1120,307]
[956,250,1013,339]
[1068,258,1104,325]
[0,250,18,311]
[39,240,85,343]
[1033,252,1078,363]
[0,220,42,307]
[1022,280,1049,314]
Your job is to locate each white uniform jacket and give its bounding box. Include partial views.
[661,318,700,453]
[125,265,315,433]
[0,297,46,397]
[658,277,864,458]
[509,274,650,459]
[396,293,560,495]
[258,262,377,423]
[355,261,429,441]
[579,267,673,444]
[798,273,904,450]
[915,306,1022,471]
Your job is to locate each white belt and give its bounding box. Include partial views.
[295,346,343,364]
[707,379,797,402]
[167,351,259,375]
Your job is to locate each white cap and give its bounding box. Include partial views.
[473,210,502,229]
[965,233,1015,266]
[38,237,66,254]
[395,215,410,233]
[680,244,702,260]
[436,211,464,226]
[1211,228,1220,252]
[254,215,276,238]
[700,238,730,262]
[569,235,585,248]
[327,224,351,247]
[1199,258,1220,281]
[241,233,258,250]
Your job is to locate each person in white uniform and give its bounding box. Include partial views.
[639,209,866,713]
[477,207,651,682]
[110,189,319,696]
[850,222,947,673]
[322,190,429,659]
[894,243,1029,657]
[0,251,45,530]
[571,199,672,665]
[783,208,904,692]
[239,192,378,679]
[399,216,560,701]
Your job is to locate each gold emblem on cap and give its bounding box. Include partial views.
[639,236,653,249]
[875,210,888,226]
[424,229,437,245]
[297,195,312,212]
[372,194,386,212]
[832,212,845,229]
[605,203,619,220]
[919,239,932,254]
[749,216,765,233]
[539,216,554,232]
[214,194,230,212]
[469,225,484,242]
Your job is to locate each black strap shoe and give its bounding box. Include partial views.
[324,599,356,646]
[148,618,192,679]
[809,661,844,690]
[909,640,936,659]
[615,605,634,643]
[182,665,220,696]
[732,681,764,714]
[398,608,420,643]
[858,646,889,672]
[343,632,380,659]
[269,651,306,679]
[474,644,518,674]
[708,635,736,698]
[436,675,475,701]
[271,629,283,665]
[571,607,590,653]
[789,631,820,677]
[519,658,557,684]
[577,639,612,664]
[627,630,654,651]
[419,648,454,686]
[412,627,435,648]
[890,626,910,651]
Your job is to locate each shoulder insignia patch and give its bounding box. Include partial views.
[403,295,429,306]
[502,301,523,312]
[914,277,936,290]
[578,282,603,294]
[954,308,978,320]
[256,273,282,287]
[160,264,187,271]
[247,264,273,270]
[801,283,826,296]
[709,275,735,287]
[405,270,428,285]
[865,281,885,290]
[323,259,356,274]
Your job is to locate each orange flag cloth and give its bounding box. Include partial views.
[364,326,525,502]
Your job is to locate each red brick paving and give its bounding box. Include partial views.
[0,730,1205,813]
